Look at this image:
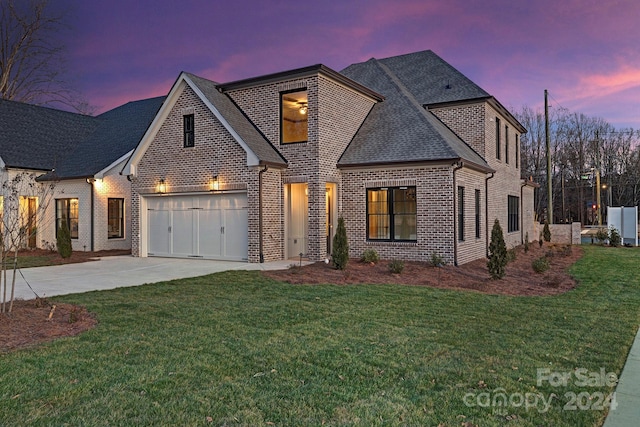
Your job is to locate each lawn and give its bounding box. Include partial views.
[0,245,638,426]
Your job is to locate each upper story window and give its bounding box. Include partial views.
[183,114,194,148]
[515,134,519,168]
[505,125,509,164]
[495,117,501,160]
[281,89,308,144]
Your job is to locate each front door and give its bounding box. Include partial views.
[286,183,308,259]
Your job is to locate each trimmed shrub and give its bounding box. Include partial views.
[595,228,609,245]
[429,252,446,268]
[487,219,507,279]
[609,227,621,247]
[532,256,550,273]
[543,220,551,242]
[57,221,72,259]
[389,259,405,274]
[361,248,380,264]
[331,217,349,270]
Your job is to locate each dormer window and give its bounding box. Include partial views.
[280,89,308,144]
[183,114,194,148]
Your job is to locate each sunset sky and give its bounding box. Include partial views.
[52,0,640,129]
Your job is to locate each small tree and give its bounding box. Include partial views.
[56,220,72,258]
[331,217,349,270]
[487,219,507,279]
[524,231,530,253]
[543,220,551,242]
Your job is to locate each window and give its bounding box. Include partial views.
[56,198,78,239]
[281,89,308,143]
[458,186,464,241]
[508,195,520,233]
[515,134,519,168]
[495,117,501,160]
[367,187,416,241]
[505,125,509,164]
[108,198,124,239]
[475,189,481,239]
[183,114,194,147]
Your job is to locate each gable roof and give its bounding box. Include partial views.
[0,99,97,170]
[185,73,287,167]
[44,97,166,180]
[123,72,286,175]
[338,54,492,171]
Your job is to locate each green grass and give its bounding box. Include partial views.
[1,245,638,426]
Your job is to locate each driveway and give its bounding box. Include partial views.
[13,256,298,300]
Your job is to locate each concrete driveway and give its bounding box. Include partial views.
[13,256,298,300]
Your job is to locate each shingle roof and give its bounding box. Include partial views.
[185,73,287,167]
[49,96,166,179]
[338,54,490,170]
[0,99,97,170]
[373,50,490,105]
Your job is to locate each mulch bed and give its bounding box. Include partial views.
[15,248,131,266]
[263,243,583,296]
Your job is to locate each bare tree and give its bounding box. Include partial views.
[0,0,93,114]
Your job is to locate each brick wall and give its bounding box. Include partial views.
[455,168,488,265]
[92,161,132,251]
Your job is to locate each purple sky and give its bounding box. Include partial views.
[53,0,640,129]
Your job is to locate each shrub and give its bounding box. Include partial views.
[331,217,349,270]
[543,220,551,242]
[56,221,72,259]
[524,232,530,253]
[361,248,380,264]
[487,219,507,279]
[609,227,621,247]
[429,251,446,268]
[595,228,609,245]
[532,256,550,273]
[506,248,517,263]
[389,259,405,274]
[538,232,543,248]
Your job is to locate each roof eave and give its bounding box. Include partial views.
[338,158,494,173]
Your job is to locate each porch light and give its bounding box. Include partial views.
[209,175,219,191]
[157,179,166,194]
[299,104,308,115]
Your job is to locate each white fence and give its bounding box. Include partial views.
[607,206,638,246]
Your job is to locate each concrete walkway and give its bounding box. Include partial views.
[603,325,640,426]
[13,256,301,300]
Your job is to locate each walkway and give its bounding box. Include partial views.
[603,326,640,426]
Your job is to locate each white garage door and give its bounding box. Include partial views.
[146,193,248,261]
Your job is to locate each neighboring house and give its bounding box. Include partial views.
[0,97,164,252]
[124,50,535,265]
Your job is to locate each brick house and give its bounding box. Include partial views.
[0,97,164,252]
[124,50,535,265]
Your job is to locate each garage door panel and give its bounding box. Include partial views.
[224,207,248,260]
[198,209,222,257]
[172,210,195,256]
[148,210,171,256]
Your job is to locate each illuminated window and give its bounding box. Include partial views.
[367,187,416,241]
[280,89,308,143]
[108,198,124,239]
[56,198,79,239]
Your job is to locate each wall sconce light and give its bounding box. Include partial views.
[157,178,166,194]
[298,104,308,115]
[304,186,308,196]
[209,175,219,191]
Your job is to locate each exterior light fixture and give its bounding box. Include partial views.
[299,104,308,115]
[157,178,166,194]
[210,175,219,191]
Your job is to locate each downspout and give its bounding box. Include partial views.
[88,179,95,252]
[485,172,495,257]
[452,161,464,267]
[520,181,526,244]
[258,165,268,263]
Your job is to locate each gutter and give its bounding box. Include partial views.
[258,165,268,263]
[452,161,464,266]
[485,172,495,257]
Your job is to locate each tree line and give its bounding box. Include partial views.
[515,105,640,225]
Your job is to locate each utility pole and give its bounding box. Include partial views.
[545,90,553,224]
